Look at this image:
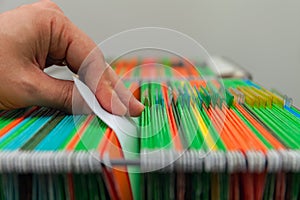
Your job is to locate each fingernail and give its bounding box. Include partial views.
[133,98,144,110]
[137,101,145,110]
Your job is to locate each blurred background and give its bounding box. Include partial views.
[2,0,300,106]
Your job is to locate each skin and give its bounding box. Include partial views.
[0,0,144,116]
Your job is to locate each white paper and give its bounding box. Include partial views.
[73,77,139,158]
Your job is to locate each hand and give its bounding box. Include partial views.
[0,0,144,116]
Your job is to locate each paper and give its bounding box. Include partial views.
[73,77,138,157]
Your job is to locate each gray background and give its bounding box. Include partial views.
[2,0,300,106]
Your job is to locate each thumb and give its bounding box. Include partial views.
[33,72,92,114]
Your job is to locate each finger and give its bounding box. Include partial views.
[32,71,92,114]
[105,67,144,116]
[115,83,145,117]
[95,81,128,116]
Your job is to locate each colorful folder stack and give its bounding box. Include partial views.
[0,58,299,199]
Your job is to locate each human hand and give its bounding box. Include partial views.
[0,0,144,116]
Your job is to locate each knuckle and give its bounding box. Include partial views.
[45,1,60,10]
[35,1,63,13]
[32,2,66,23]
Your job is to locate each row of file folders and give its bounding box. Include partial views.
[0,58,299,199]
